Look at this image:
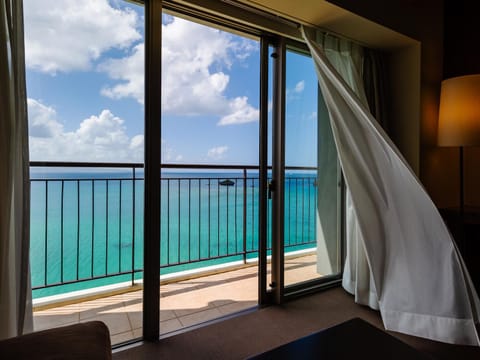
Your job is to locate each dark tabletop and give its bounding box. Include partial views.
[248,317,432,360]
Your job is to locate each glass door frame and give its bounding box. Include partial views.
[258,36,272,306]
[143,0,162,341]
[142,0,345,340]
[144,3,275,338]
[269,37,345,304]
[269,36,286,304]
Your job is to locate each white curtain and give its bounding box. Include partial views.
[303,27,480,345]
[0,0,33,339]
[318,33,379,310]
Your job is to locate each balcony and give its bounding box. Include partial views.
[30,162,319,344]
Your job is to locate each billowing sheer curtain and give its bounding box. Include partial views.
[0,0,32,339]
[316,32,379,310]
[303,27,480,345]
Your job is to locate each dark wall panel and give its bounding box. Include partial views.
[443,0,480,79]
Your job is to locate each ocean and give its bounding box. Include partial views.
[30,169,317,299]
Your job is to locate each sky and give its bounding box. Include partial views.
[23,0,318,166]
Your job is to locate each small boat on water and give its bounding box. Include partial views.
[219,179,235,186]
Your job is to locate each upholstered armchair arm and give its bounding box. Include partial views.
[0,321,112,360]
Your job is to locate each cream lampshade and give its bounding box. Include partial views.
[438,74,480,147]
[438,74,480,225]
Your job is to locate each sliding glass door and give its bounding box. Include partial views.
[269,40,343,302]
[283,46,342,289]
[156,10,264,335]
[24,0,343,345]
[148,5,344,333]
[24,0,146,345]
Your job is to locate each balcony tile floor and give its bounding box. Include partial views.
[33,254,318,345]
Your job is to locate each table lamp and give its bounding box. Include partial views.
[438,74,480,215]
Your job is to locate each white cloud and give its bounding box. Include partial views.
[233,38,259,61]
[294,80,305,93]
[130,134,144,151]
[28,98,143,162]
[27,99,63,137]
[100,43,144,104]
[23,0,141,74]
[287,80,306,101]
[162,139,183,163]
[207,146,229,160]
[218,97,259,126]
[100,16,259,124]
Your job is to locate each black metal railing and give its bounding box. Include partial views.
[29,162,317,293]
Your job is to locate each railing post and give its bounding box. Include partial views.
[132,166,136,286]
[243,168,247,264]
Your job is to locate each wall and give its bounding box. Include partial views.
[443,1,480,79]
[326,0,455,207]
[443,0,480,207]
[386,43,420,173]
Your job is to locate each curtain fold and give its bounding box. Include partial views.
[303,27,480,345]
[363,48,389,132]
[0,0,33,339]
[316,32,379,310]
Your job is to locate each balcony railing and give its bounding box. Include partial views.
[30,162,317,297]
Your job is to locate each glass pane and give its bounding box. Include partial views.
[159,13,260,335]
[265,44,274,296]
[284,48,341,288]
[24,0,145,345]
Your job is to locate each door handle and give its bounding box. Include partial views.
[268,180,275,199]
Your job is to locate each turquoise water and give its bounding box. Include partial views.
[30,170,317,298]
